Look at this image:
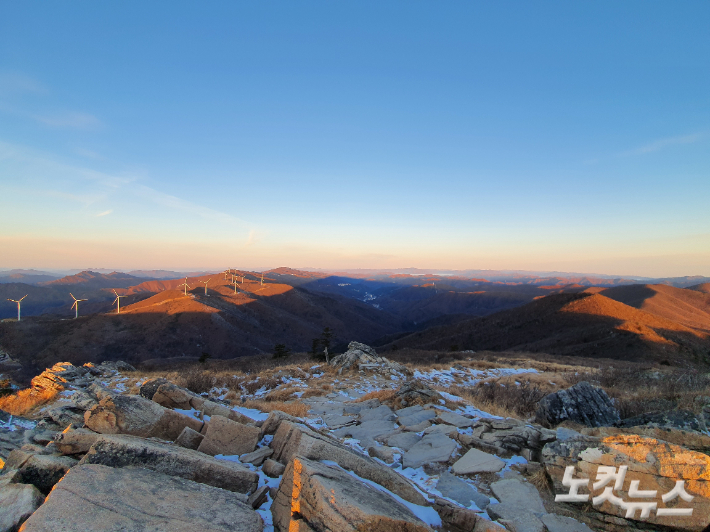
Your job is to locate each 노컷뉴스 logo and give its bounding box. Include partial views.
[556,465,694,518]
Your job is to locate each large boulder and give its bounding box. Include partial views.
[79,434,258,494]
[197,415,260,456]
[580,425,710,454]
[536,381,620,428]
[395,380,442,406]
[271,420,426,505]
[271,456,433,532]
[462,418,556,459]
[259,410,303,439]
[54,427,100,455]
[328,341,408,374]
[30,362,86,393]
[19,464,263,532]
[616,409,708,433]
[141,379,255,425]
[0,482,44,532]
[542,434,710,531]
[84,392,203,440]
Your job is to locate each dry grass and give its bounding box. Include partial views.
[0,387,58,416]
[243,399,308,418]
[529,467,553,495]
[448,380,547,418]
[263,387,298,402]
[564,365,710,419]
[355,389,396,403]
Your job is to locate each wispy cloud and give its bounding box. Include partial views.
[626,133,702,156]
[96,210,112,217]
[0,72,47,96]
[33,111,102,130]
[133,185,248,228]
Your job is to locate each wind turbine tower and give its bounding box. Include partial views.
[112,290,127,314]
[200,278,211,295]
[231,278,239,294]
[7,295,27,321]
[70,293,88,319]
[260,273,264,286]
[224,269,230,280]
[178,278,191,296]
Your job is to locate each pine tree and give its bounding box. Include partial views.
[273,344,290,359]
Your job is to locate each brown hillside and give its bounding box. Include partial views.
[688,283,710,294]
[600,284,710,333]
[0,276,406,369]
[384,292,710,366]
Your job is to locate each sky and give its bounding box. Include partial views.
[0,2,708,277]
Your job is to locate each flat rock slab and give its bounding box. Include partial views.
[272,456,431,532]
[323,414,356,428]
[386,432,422,451]
[437,411,474,428]
[240,446,273,465]
[403,420,431,432]
[452,448,506,475]
[487,503,545,532]
[359,405,396,422]
[80,434,258,494]
[541,514,594,532]
[343,399,381,414]
[398,408,437,428]
[490,479,546,515]
[435,471,490,509]
[20,464,262,532]
[403,432,457,469]
[395,405,426,418]
[424,424,458,436]
[333,419,398,446]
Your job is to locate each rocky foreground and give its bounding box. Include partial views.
[1,342,709,532]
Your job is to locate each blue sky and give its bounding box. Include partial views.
[1,2,708,276]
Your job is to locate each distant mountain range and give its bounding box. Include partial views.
[1,267,709,371]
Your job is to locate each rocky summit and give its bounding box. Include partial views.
[1,344,709,531]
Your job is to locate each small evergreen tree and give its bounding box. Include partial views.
[320,327,333,352]
[273,344,290,359]
[199,352,211,363]
[310,338,321,359]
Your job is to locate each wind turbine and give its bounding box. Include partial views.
[112,290,127,314]
[200,278,211,295]
[7,295,27,321]
[260,273,264,286]
[70,293,88,319]
[224,269,230,280]
[178,278,191,296]
[231,278,239,294]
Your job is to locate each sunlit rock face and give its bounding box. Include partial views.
[543,434,710,531]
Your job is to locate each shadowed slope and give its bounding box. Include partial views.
[384,292,710,365]
[0,276,406,368]
[600,284,710,333]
